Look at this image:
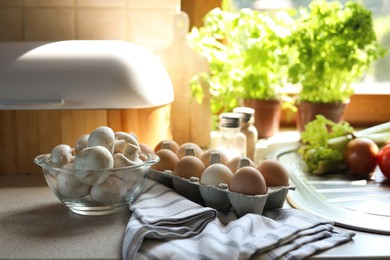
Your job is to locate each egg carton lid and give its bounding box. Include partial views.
[147,169,295,217]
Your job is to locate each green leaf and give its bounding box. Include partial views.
[187,7,296,121]
[299,115,354,174]
[289,0,386,103]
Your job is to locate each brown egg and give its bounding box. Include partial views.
[151,149,179,172]
[200,149,229,167]
[177,143,203,159]
[173,155,205,179]
[154,140,179,153]
[226,156,256,174]
[229,166,267,195]
[200,163,233,187]
[256,159,289,187]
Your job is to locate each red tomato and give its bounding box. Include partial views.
[344,138,379,178]
[378,144,390,179]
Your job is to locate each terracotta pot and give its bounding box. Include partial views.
[297,101,349,132]
[244,99,281,139]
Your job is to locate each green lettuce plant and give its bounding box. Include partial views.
[188,8,295,119]
[288,0,387,104]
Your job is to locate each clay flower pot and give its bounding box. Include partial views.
[297,101,349,132]
[244,99,281,139]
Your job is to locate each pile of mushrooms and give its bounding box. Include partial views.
[48,126,145,204]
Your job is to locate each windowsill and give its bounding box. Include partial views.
[280,83,390,127]
[284,82,390,96]
[353,83,390,95]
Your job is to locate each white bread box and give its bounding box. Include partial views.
[0,40,174,174]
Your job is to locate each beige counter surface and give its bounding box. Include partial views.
[1,174,389,259]
[0,174,128,259]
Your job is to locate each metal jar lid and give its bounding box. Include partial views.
[219,112,242,128]
[233,107,255,123]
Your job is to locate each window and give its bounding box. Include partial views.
[182,0,390,126]
[234,0,390,92]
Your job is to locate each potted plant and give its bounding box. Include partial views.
[188,7,295,138]
[288,0,387,131]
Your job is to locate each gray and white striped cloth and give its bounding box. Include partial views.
[122,179,355,260]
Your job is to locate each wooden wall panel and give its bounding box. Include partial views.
[0,107,171,175]
[0,111,18,174]
[37,111,63,155]
[107,104,172,149]
[15,111,40,174]
[59,110,108,146]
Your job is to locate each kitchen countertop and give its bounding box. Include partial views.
[1,174,390,259]
[0,174,128,259]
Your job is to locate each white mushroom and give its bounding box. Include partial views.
[90,177,127,204]
[87,126,115,154]
[116,165,148,189]
[129,132,138,141]
[56,173,90,199]
[115,131,139,148]
[75,134,89,154]
[113,153,140,168]
[73,146,113,185]
[113,139,126,154]
[49,144,73,168]
[123,143,142,162]
[113,153,145,186]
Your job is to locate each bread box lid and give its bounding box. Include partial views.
[0,40,174,110]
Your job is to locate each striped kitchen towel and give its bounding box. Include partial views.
[122,179,355,260]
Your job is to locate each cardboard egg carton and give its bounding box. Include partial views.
[147,169,294,217]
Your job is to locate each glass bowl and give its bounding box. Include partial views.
[34,152,159,216]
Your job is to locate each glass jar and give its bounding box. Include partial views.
[233,107,258,161]
[210,112,246,160]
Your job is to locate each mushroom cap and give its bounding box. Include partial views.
[49,144,73,167]
[56,173,90,199]
[90,177,127,204]
[88,126,115,154]
[74,146,114,170]
[75,134,89,154]
[114,131,139,147]
[113,139,126,154]
[113,153,140,168]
